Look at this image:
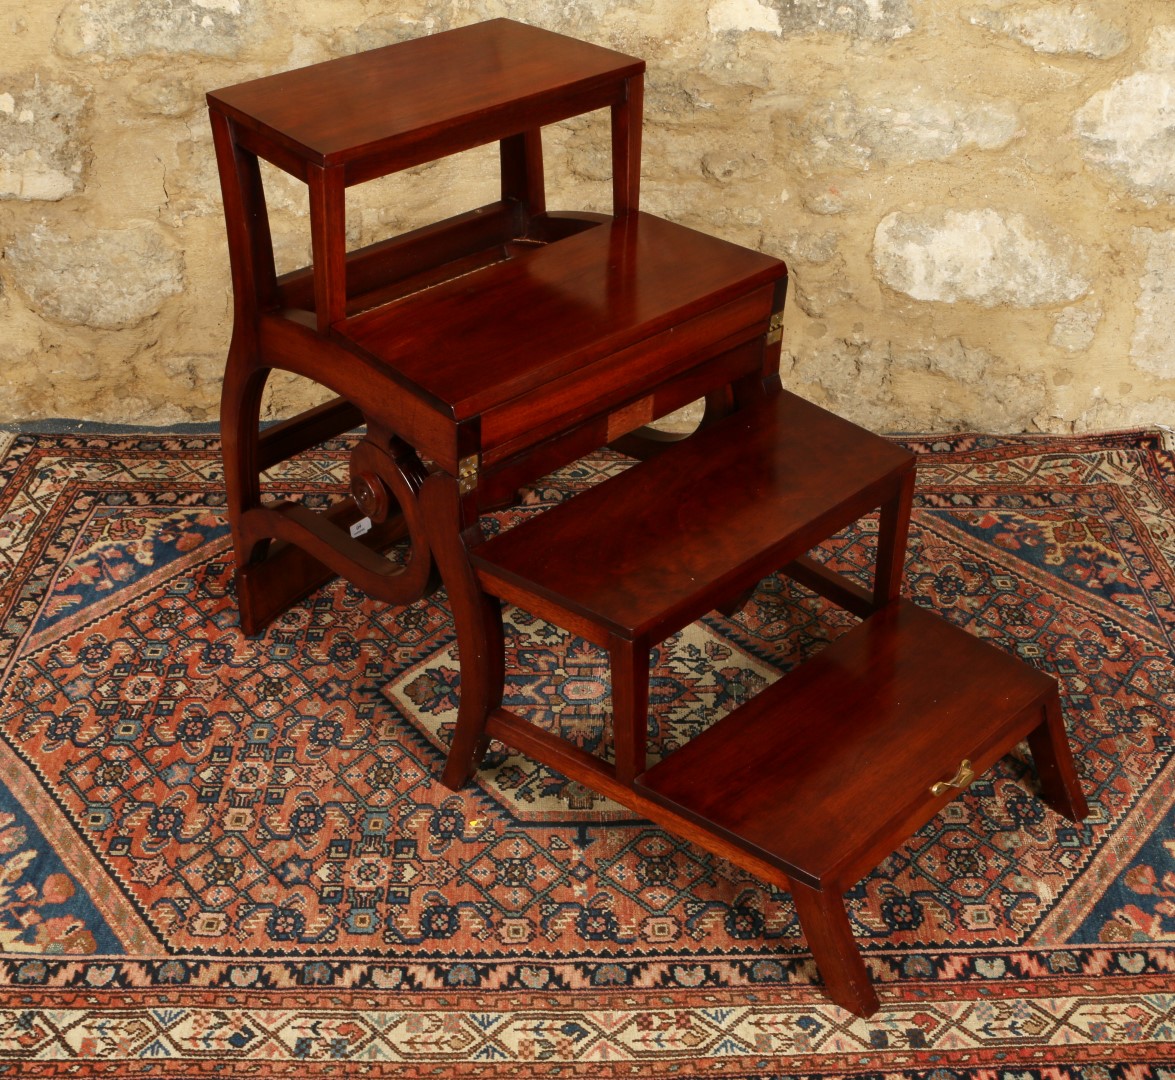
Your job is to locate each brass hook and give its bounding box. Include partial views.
[930,758,975,798]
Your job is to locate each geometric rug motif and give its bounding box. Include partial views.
[1,425,1174,1076]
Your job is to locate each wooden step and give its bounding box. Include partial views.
[633,599,1081,892]
[470,390,915,646]
[335,212,786,454]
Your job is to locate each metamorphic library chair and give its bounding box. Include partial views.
[207,18,1089,1017]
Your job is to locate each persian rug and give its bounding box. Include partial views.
[0,423,1174,1077]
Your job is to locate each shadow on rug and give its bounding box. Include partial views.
[0,426,1173,1077]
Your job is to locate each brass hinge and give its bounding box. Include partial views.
[766,310,785,346]
[457,454,480,495]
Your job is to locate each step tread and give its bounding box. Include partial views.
[336,212,784,420]
[471,390,913,640]
[633,600,1055,887]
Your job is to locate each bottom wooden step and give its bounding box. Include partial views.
[634,599,1084,892]
[634,599,1088,1017]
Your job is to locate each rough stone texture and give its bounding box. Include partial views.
[791,88,1020,173]
[772,229,840,266]
[56,0,257,60]
[1130,229,1175,380]
[709,0,780,35]
[0,77,89,200]
[770,0,915,40]
[0,0,1172,432]
[128,75,204,118]
[0,294,46,420]
[5,223,185,330]
[874,209,1089,308]
[333,12,455,56]
[1050,299,1102,353]
[967,3,1127,59]
[788,337,1049,434]
[1074,27,1175,204]
[1142,25,1175,70]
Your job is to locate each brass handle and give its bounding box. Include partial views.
[930,759,974,798]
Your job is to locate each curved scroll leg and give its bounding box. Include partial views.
[419,471,505,791]
[346,426,438,601]
[220,336,273,634]
[230,394,439,634]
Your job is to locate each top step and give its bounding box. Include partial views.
[207,19,643,171]
[471,390,914,644]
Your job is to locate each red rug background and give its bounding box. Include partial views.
[0,426,1173,1076]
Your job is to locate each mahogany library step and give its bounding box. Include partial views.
[471,389,916,650]
[333,211,786,474]
[634,598,1089,1017]
[470,388,916,798]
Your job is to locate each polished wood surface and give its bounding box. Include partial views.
[207,18,768,633]
[207,19,643,176]
[635,600,1087,888]
[472,390,914,644]
[471,405,1085,1017]
[337,212,783,423]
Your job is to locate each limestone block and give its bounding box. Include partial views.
[1050,299,1102,352]
[873,208,1089,307]
[708,0,781,34]
[712,0,915,39]
[798,88,1019,171]
[793,276,854,319]
[802,186,851,215]
[333,11,455,55]
[789,337,1048,433]
[5,223,185,330]
[167,127,223,222]
[128,75,204,118]
[787,340,891,421]
[646,67,764,124]
[702,149,768,183]
[0,293,45,380]
[1074,28,1175,203]
[452,0,652,44]
[543,110,615,201]
[0,78,89,201]
[1130,228,1175,380]
[1087,395,1175,432]
[967,3,1126,59]
[56,0,257,60]
[122,351,223,421]
[640,127,709,184]
[1142,25,1175,71]
[772,228,841,266]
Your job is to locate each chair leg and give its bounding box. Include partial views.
[220,342,275,636]
[1027,690,1090,823]
[872,466,915,608]
[790,878,880,1018]
[715,583,758,619]
[610,636,650,785]
[419,471,505,791]
[220,342,269,566]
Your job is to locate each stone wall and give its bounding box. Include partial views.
[2,0,1172,433]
